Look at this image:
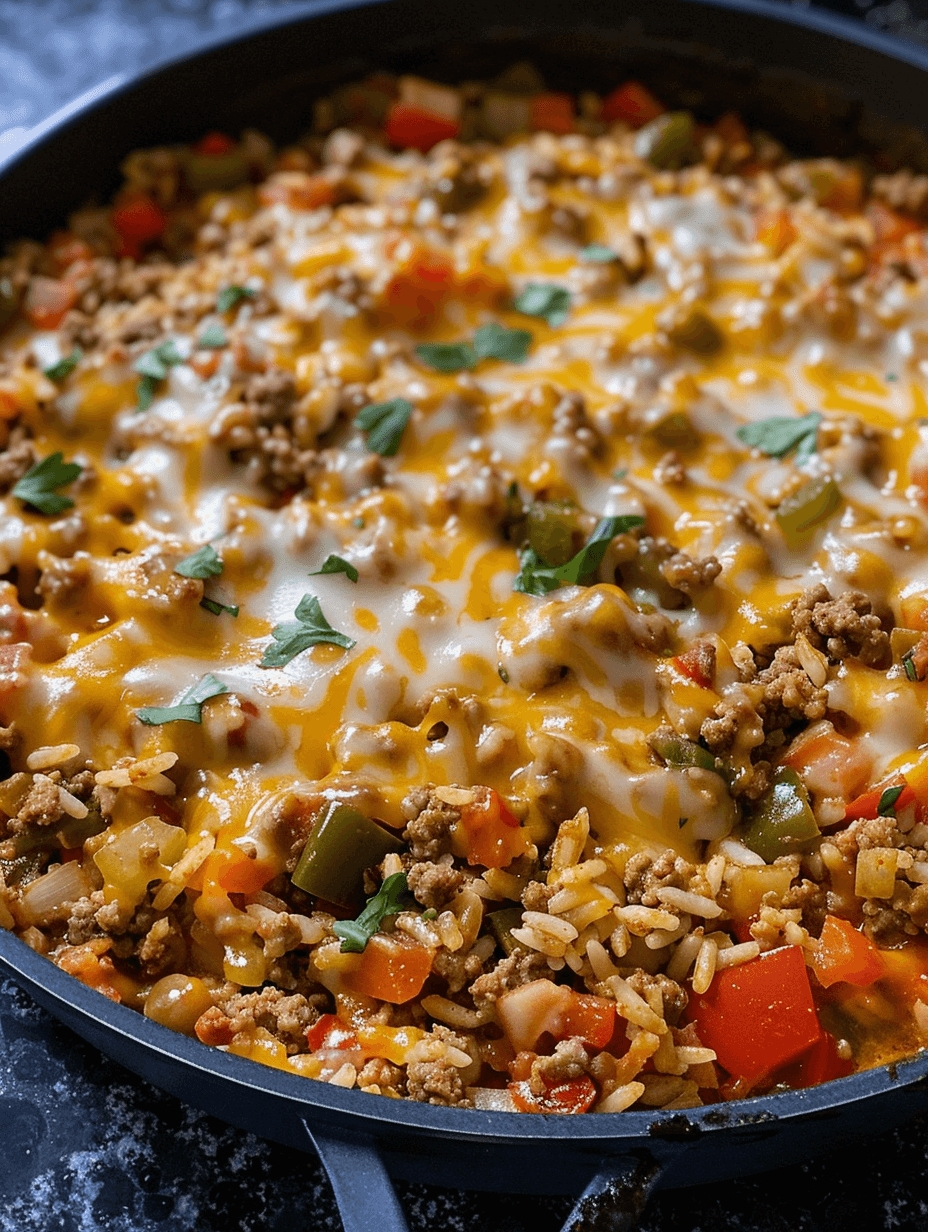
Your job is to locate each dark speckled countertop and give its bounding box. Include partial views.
[3,2,928,1228]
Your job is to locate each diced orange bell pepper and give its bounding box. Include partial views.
[24,276,77,330]
[756,209,798,257]
[601,80,665,127]
[216,850,276,895]
[689,946,822,1085]
[456,786,527,869]
[342,935,432,1003]
[530,93,575,135]
[307,1013,360,1052]
[385,103,460,152]
[809,915,884,989]
[57,942,124,1002]
[257,172,336,211]
[509,1074,597,1114]
[559,993,616,1049]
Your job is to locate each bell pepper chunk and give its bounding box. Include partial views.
[455,786,528,869]
[809,915,884,989]
[291,801,404,909]
[508,1075,597,1114]
[601,80,665,127]
[342,934,432,1003]
[689,946,822,1085]
[741,767,819,863]
[385,103,460,152]
[307,1013,359,1052]
[559,993,616,1050]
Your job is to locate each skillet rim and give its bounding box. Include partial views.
[2,0,928,1143]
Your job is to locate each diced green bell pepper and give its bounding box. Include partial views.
[667,307,724,356]
[649,730,719,773]
[526,502,579,567]
[776,476,841,549]
[740,767,820,863]
[291,801,404,909]
[487,906,525,956]
[184,150,249,194]
[634,112,696,170]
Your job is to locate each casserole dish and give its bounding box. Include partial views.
[2,1,928,1228]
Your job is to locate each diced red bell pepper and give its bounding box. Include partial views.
[342,935,432,1003]
[809,915,884,989]
[381,242,454,329]
[508,1074,597,1114]
[689,946,822,1085]
[113,195,166,248]
[777,1030,854,1089]
[530,93,575,135]
[307,1013,360,1052]
[559,993,616,1050]
[193,131,237,156]
[671,646,713,688]
[457,786,526,869]
[843,782,914,822]
[385,103,460,152]
[601,80,665,127]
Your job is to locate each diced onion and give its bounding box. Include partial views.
[20,861,92,926]
[469,1087,517,1112]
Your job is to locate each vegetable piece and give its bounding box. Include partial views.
[382,244,453,328]
[634,112,695,169]
[736,413,822,464]
[497,979,573,1052]
[309,554,359,583]
[356,1022,428,1064]
[601,81,665,127]
[334,872,411,952]
[198,322,227,349]
[455,786,527,868]
[648,730,719,773]
[530,93,575,135]
[144,974,214,1036]
[184,142,248,193]
[307,1014,360,1053]
[775,476,841,548]
[755,209,798,257]
[579,243,619,263]
[689,946,822,1085]
[481,92,532,140]
[784,1030,854,1089]
[56,807,107,849]
[260,594,356,668]
[415,342,476,373]
[112,194,166,250]
[135,339,184,410]
[136,673,228,725]
[12,452,82,515]
[666,306,723,355]
[385,103,460,151]
[487,906,525,956]
[473,322,532,364]
[809,915,884,989]
[509,1075,597,1114]
[215,849,276,895]
[740,767,819,863]
[290,802,404,909]
[43,348,82,382]
[513,283,571,327]
[671,646,713,689]
[559,993,617,1049]
[854,847,898,899]
[514,515,644,596]
[24,276,77,330]
[355,398,413,457]
[342,933,433,1003]
[175,544,223,579]
[216,284,255,314]
[526,501,580,568]
[199,597,239,617]
[19,861,92,926]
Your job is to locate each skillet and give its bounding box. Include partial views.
[2,1,928,1227]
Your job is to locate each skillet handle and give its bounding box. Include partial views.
[304,1119,661,1232]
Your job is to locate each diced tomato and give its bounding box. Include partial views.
[456,786,527,869]
[559,993,616,1050]
[671,646,713,688]
[756,209,798,257]
[24,276,77,330]
[381,242,454,329]
[257,172,336,211]
[530,93,575,135]
[385,103,460,152]
[689,946,822,1085]
[307,1013,359,1052]
[112,195,166,254]
[809,915,884,989]
[342,934,432,1003]
[509,1075,597,1114]
[193,131,237,156]
[601,80,665,127]
[843,782,914,823]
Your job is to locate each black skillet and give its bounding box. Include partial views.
[2,1,928,1227]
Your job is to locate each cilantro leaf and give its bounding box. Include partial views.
[877,785,905,817]
[198,322,227,349]
[200,597,239,617]
[580,243,619,263]
[217,285,256,314]
[356,398,413,457]
[43,348,82,382]
[333,872,411,953]
[260,594,356,668]
[473,322,532,364]
[415,342,476,373]
[12,452,82,515]
[175,544,223,579]
[513,546,561,596]
[514,514,645,595]
[736,413,822,465]
[136,673,228,725]
[513,283,571,327]
[135,339,184,410]
[309,554,359,583]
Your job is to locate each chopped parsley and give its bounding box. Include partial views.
[216,284,256,314]
[736,413,822,465]
[43,348,82,382]
[136,673,228,725]
[260,594,356,668]
[309,554,359,583]
[200,597,239,617]
[580,243,619,263]
[877,785,905,817]
[415,342,476,373]
[198,322,227,349]
[135,339,184,410]
[356,398,413,457]
[473,322,532,364]
[333,872,411,953]
[513,283,571,327]
[175,544,223,579]
[12,452,82,515]
[514,514,645,596]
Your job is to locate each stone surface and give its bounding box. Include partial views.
[2,1,928,1228]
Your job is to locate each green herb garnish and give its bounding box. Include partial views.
[474,322,532,364]
[136,673,228,725]
[736,413,822,465]
[903,649,920,682]
[513,283,571,327]
[12,452,82,515]
[877,785,905,817]
[216,285,256,314]
[356,398,413,457]
[43,348,82,382]
[198,322,227,349]
[309,554,359,583]
[175,544,223,579]
[135,339,184,410]
[260,594,356,668]
[580,244,619,263]
[200,597,239,617]
[415,342,476,373]
[514,514,645,595]
[332,872,411,953]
